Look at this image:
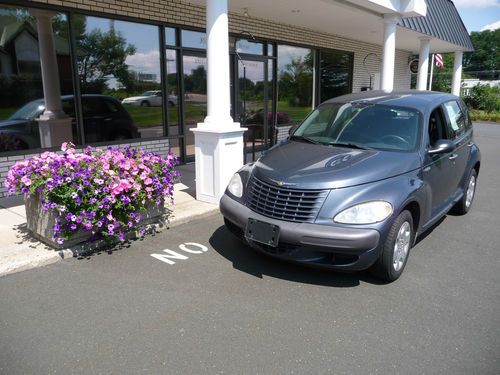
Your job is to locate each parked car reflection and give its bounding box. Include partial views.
[122,90,177,107]
[0,95,140,151]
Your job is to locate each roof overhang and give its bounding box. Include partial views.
[185,0,471,53]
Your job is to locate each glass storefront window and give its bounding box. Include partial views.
[0,6,76,153]
[319,50,353,102]
[165,27,176,46]
[182,53,207,159]
[181,30,206,49]
[165,48,179,136]
[74,15,163,143]
[277,45,313,125]
[236,39,264,55]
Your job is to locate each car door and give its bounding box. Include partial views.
[82,98,112,143]
[442,100,470,197]
[422,106,456,219]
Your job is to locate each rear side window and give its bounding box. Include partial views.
[82,98,119,116]
[457,99,473,131]
[443,101,466,139]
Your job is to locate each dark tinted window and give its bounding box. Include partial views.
[428,107,448,147]
[82,99,111,116]
[319,50,353,101]
[62,100,75,117]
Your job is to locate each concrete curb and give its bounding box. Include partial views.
[0,184,220,278]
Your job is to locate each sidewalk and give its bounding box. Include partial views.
[0,163,219,278]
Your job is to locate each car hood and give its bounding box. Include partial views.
[0,119,28,128]
[252,140,421,189]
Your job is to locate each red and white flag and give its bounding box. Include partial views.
[435,53,444,68]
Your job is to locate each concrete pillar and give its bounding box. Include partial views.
[417,37,431,91]
[30,9,72,148]
[380,14,400,92]
[191,0,246,204]
[451,51,463,96]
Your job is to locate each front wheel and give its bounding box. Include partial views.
[370,210,414,282]
[452,169,477,215]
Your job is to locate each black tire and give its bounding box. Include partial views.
[140,101,150,107]
[452,169,477,215]
[370,210,414,282]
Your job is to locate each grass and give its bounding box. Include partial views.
[276,101,311,124]
[0,107,16,120]
[469,110,500,122]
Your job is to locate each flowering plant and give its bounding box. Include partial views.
[4,142,179,245]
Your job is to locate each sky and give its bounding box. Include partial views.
[453,0,500,32]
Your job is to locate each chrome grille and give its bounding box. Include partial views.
[247,177,328,223]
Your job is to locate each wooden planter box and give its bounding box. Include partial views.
[25,194,166,249]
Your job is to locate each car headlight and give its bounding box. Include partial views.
[227,173,243,198]
[334,201,393,224]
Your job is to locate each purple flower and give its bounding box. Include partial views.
[70,223,77,230]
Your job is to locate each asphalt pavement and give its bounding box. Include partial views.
[0,123,499,374]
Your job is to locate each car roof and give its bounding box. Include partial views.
[323,90,458,113]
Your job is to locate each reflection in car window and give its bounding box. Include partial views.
[293,103,421,152]
[443,101,466,139]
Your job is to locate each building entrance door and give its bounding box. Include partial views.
[182,52,207,161]
[233,57,271,161]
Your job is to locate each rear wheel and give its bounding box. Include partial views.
[452,169,477,215]
[370,210,414,282]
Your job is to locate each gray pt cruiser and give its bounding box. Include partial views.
[220,90,481,281]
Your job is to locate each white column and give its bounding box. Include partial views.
[191,0,246,204]
[30,9,72,148]
[380,14,400,92]
[416,37,431,91]
[204,0,233,125]
[451,51,463,96]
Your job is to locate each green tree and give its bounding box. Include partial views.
[464,29,500,79]
[77,27,136,91]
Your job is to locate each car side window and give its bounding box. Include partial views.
[105,100,120,113]
[443,101,466,140]
[82,99,112,116]
[457,99,473,131]
[428,108,448,147]
[62,100,75,117]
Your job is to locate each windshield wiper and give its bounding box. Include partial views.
[289,135,320,145]
[327,142,371,150]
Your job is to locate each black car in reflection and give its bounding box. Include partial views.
[0,95,140,151]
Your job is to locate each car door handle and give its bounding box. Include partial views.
[449,154,458,160]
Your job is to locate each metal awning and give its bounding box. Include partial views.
[400,0,474,51]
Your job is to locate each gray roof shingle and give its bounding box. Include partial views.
[399,0,474,51]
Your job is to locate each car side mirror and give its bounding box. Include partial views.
[428,139,455,155]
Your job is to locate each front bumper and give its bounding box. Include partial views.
[220,194,381,271]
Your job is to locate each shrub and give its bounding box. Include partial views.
[463,84,500,113]
[4,143,179,244]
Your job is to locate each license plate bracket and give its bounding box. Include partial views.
[245,218,280,247]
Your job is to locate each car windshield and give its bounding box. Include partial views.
[140,91,155,96]
[292,102,421,152]
[8,101,45,120]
